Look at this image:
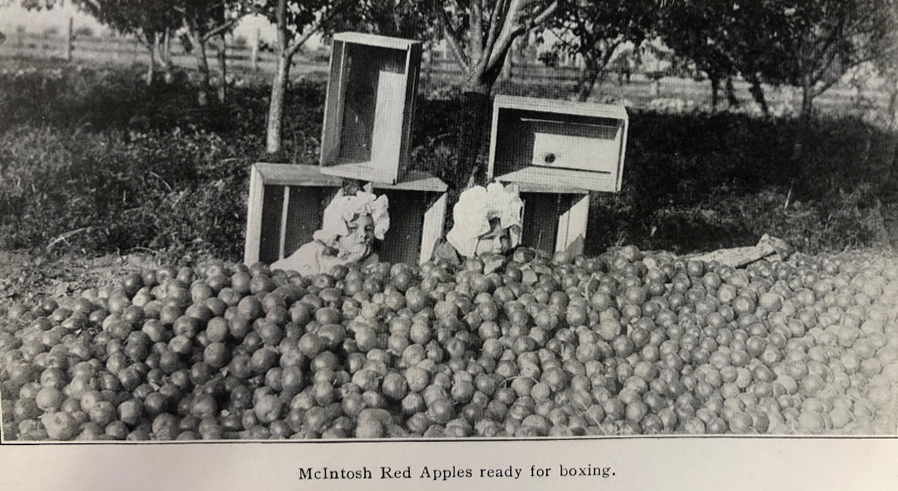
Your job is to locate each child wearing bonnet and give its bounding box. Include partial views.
[432,181,524,264]
[272,184,390,276]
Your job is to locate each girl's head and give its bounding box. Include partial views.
[313,186,389,257]
[446,182,523,258]
[475,217,512,256]
[337,213,376,257]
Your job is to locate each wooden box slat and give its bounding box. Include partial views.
[254,163,447,192]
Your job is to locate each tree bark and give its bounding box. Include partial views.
[162,29,173,84]
[266,0,291,155]
[189,25,211,106]
[710,76,720,111]
[454,48,509,190]
[726,76,739,108]
[145,44,155,86]
[217,33,227,104]
[746,74,768,115]
[577,62,599,102]
[266,52,291,154]
[800,77,815,122]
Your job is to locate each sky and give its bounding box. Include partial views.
[0,3,317,46]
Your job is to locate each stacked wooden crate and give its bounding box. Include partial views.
[245,32,631,266]
[245,33,449,268]
[487,95,629,256]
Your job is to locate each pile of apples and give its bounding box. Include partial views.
[2,245,897,440]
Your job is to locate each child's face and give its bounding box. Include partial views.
[337,214,375,256]
[475,217,511,256]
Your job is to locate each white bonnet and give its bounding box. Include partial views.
[312,184,390,246]
[446,182,524,258]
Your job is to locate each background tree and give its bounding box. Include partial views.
[177,0,246,105]
[329,0,433,39]
[253,0,355,155]
[656,0,739,110]
[2,0,65,50]
[74,0,180,86]
[429,0,561,189]
[545,0,655,102]
[779,0,894,120]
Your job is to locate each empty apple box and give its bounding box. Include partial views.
[319,32,423,184]
[245,164,448,269]
[488,95,628,193]
[511,183,591,256]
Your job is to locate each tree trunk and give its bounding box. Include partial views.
[191,30,211,106]
[145,44,155,86]
[710,76,720,111]
[577,62,599,102]
[162,29,173,84]
[64,17,73,61]
[266,52,291,154]
[726,76,739,108]
[746,74,768,115]
[455,49,508,190]
[251,28,260,72]
[800,78,815,122]
[217,33,227,104]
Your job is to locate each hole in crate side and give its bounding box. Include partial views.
[521,193,561,254]
[379,190,427,265]
[338,44,407,167]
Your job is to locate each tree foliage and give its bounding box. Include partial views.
[434,0,560,93]
[252,0,354,154]
[74,0,179,49]
[326,0,434,39]
[546,0,656,101]
[658,0,895,117]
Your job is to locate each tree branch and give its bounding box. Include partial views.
[202,18,238,42]
[483,0,508,59]
[440,6,471,71]
[285,0,352,59]
[486,0,558,70]
[471,0,484,64]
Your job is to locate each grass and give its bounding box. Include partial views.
[0,57,896,266]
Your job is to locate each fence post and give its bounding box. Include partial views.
[251,28,260,72]
[64,16,73,61]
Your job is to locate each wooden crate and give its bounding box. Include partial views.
[488,95,628,193]
[512,183,590,256]
[245,164,448,268]
[319,32,423,184]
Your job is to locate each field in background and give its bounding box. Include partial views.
[1,30,891,120]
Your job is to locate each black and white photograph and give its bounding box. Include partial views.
[1,1,898,487]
